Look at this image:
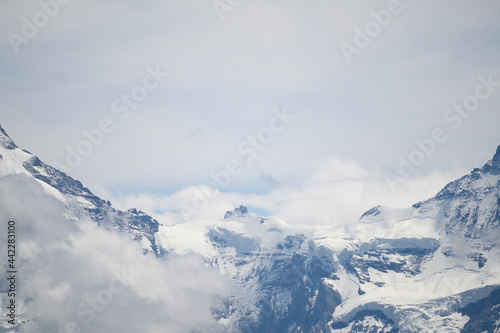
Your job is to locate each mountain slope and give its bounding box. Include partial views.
[0,125,159,252]
[412,146,500,239]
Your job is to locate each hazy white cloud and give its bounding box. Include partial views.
[100,158,467,227]
[0,175,228,333]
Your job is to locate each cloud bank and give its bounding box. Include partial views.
[99,157,467,226]
[0,175,228,333]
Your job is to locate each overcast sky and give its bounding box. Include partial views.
[1,0,500,225]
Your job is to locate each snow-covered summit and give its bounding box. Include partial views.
[224,205,248,219]
[490,144,500,169]
[0,124,18,150]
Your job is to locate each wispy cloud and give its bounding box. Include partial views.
[99,157,467,226]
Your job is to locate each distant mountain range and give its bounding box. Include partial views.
[1,125,499,332]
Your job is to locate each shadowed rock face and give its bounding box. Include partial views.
[461,287,500,333]
[342,238,440,284]
[224,205,248,219]
[492,145,500,169]
[229,246,342,332]
[256,252,341,332]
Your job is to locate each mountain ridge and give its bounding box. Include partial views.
[1,124,500,332]
[0,124,160,252]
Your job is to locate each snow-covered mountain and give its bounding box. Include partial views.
[155,146,500,332]
[1,124,500,332]
[0,125,159,252]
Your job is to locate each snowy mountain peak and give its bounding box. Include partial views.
[359,205,381,219]
[224,205,248,219]
[491,145,500,168]
[0,124,160,252]
[0,124,18,150]
[478,144,500,173]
